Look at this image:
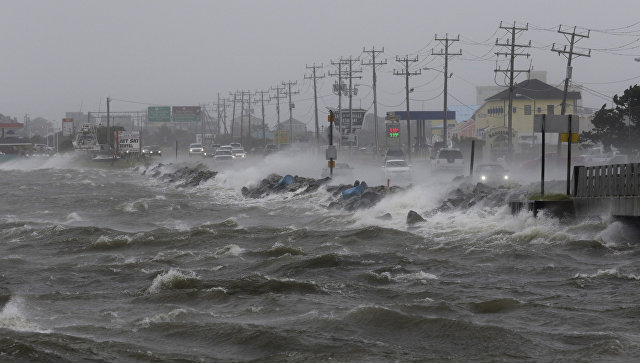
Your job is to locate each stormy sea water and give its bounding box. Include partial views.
[2,152,640,361]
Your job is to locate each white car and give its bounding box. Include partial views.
[431,148,464,174]
[231,147,246,159]
[383,159,412,181]
[213,149,234,161]
[188,143,204,157]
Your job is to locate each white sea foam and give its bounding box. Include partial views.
[214,244,245,257]
[146,268,199,294]
[574,268,640,281]
[0,296,50,333]
[136,308,193,328]
[65,212,83,222]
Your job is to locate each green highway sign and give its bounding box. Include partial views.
[172,106,201,122]
[147,106,171,123]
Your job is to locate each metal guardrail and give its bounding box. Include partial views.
[573,163,640,198]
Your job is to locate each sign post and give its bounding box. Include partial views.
[534,114,579,196]
[327,111,336,177]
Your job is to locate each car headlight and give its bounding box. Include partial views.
[481,175,486,180]
[504,175,509,180]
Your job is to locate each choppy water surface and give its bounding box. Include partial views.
[1,154,640,361]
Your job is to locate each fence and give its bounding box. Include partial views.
[573,163,640,198]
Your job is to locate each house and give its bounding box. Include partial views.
[472,78,581,159]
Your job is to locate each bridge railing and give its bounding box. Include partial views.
[573,163,640,198]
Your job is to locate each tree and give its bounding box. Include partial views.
[580,85,640,152]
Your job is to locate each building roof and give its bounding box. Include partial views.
[486,78,581,101]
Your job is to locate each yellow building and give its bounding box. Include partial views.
[473,79,581,158]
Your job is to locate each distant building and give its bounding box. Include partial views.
[472,78,582,159]
[274,118,308,142]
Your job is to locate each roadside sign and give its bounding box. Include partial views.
[560,133,579,142]
[118,131,140,153]
[148,106,171,123]
[62,118,74,136]
[172,106,201,122]
[534,114,579,133]
[326,145,337,160]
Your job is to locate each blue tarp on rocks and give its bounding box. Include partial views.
[276,174,295,188]
[342,184,364,199]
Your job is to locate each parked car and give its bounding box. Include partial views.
[231,147,247,159]
[142,145,162,156]
[321,162,354,178]
[382,159,412,181]
[213,149,234,161]
[431,148,464,173]
[188,143,204,157]
[474,163,510,185]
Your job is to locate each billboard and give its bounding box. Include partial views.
[62,118,74,136]
[172,106,201,122]
[148,106,171,123]
[533,114,579,133]
[118,131,141,153]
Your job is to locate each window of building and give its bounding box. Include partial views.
[537,107,542,114]
[547,105,555,115]
[524,105,532,115]
[513,107,517,114]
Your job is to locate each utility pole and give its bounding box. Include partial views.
[245,91,252,146]
[270,84,285,146]
[495,21,531,161]
[552,25,590,155]
[394,55,421,160]
[216,93,221,138]
[362,46,387,154]
[230,92,238,139]
[343,56,361,150]
[282,80,299,145]
[329,58,349,147]
[222,97,228,135]
[255,90,270,146]
[106,97,111,147]
[432,34,461,145]
[305,63,325,146]
[239,91,245,144]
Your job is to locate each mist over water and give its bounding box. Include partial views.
[2,152,640,361]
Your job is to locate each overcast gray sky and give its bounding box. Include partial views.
[1,0,639,127]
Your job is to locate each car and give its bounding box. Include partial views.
[231,147,247,159]
[264,144,278,155]
[431,148,464,173]
[382,159,412,181]
[383,147,405,162]
[230,142,242,148]
[188,143,204,157]
[321,162,354,178]
[202,145,218,158]
[213,149,234,161]
[142,145,162,156]
[474,163,510,185]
